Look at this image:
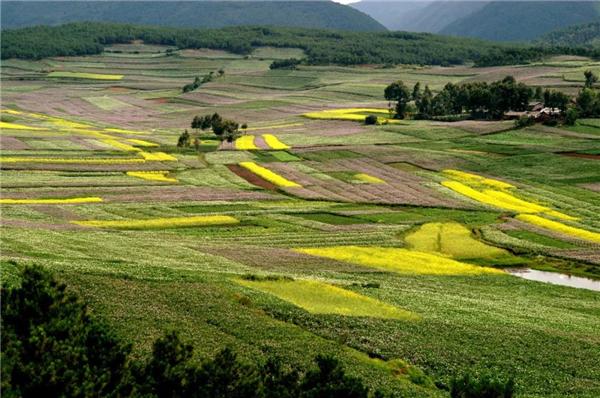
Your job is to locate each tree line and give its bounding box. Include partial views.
[2,22,594,67]
[2,265,515,398]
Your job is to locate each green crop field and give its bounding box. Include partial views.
[1,44,599,397]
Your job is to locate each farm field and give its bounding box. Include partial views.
[1,45,600,397]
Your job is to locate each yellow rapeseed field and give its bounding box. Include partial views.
[0,197,103,205]
[140,152,177,161]
[0,157,146,164]
[295,246,502,275]
[101,139,140,152]
[127,139,159,147]
[443,169,515,189]
[239,162,301,187]
[237,278,418,320]
[354,173,385,184]
[516,214,600,243]
[0,121,44,130]
[235,135,259,150]
[262,134,290,150]
[104,128,146,135]
[47,71,124,80]
[126,171,177,183]
[244,123,303,131]
[405,222,507,259]
[73,215,240,229]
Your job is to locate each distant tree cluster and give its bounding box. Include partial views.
[269,58,301,70]
[176,113,246,146]
[0,265,393,398]
[2,22,589,67]
[385,76,532,120]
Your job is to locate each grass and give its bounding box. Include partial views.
[505,230,577,249]
[237,278,418,320]
[294,212,366,225]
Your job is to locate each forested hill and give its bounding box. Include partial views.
[440,1,600,42]
[538,22,600,49]
[0,1,386,32]
[4,22,589,66]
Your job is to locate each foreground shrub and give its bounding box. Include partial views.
[450,372,515,398]
[365,115,378,125]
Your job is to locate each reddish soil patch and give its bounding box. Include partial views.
[149,98,170,104]
[560,152,600,160]
[0,136,29,150]
[227,164,278,191]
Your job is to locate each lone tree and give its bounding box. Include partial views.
[584,70,598,88]
[177,129,191,147]
[384,80,411,119]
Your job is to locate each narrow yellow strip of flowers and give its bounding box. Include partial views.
[47,71,123,80]
[516,214,600,243]
[262,134,290,150]
[0,157,145,164]
[235,135,259,150]
[1,197,103,205]
[140,152,177,161]
[127,171,177,183]
[244,123,303,131]
[442,180,576,220]
[127,139,159,147]
[104,128,146,135]
[295,246,502,275]
[238,279,418,320]
[73,215,239,229]
[101,139,140,152]
[443,169,515,189]
[354,173,385,184]
[0,121,44,130]
[239,161,301,187]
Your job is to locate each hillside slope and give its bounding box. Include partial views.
[351,1,487,33]
[0,1,386,32]
[538,22,600,48]
[440,1,600,41]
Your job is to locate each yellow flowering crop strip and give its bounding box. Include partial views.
[0,157,146,164]
[47,71,123,80]
[104,128,146,135]
[354,173,385,184]
[235,135,259,150]
[126,171,177,183]
[405,222,507,259]
[101,139,140,152]
[516,214,600,243]
[1,197,103,205]
[262,134,290,150]
[441,181,575,220]
[244,123,303,131]
[239,161,301,187]
[0,121,44,130]
[295,246,502,276]
[127,139,159,147]
[140,152,177,161]
[237,278,418,320]
[443,169,515,189]
[73,215,239,230]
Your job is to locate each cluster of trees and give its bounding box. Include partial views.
[2,22,592,67]
[384,76,533,120]
[2,265,516,398]
[182,69,224,93]
[270,58,301,70]
[538,21,600,50]
[178,113,247,147]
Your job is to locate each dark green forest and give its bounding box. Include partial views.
[1,22,595,66]
[539,22,600,49]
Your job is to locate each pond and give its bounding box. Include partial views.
[507,268,600,292]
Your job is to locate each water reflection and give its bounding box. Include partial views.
[507,268,600,292]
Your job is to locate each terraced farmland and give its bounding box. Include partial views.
[1,46,600,397]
